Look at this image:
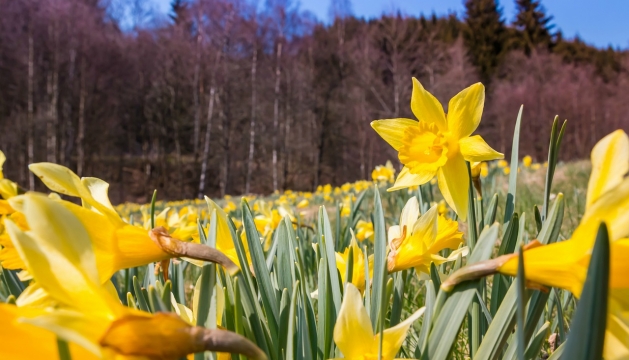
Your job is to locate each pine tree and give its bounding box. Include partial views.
[513,0,554,55]
[463,0,507,83]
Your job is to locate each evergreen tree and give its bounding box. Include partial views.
[513,0,554,55]
[463,0,507,83]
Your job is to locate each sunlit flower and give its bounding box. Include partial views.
[503,167,510,175]
[331,283,424,360]
[4,193,265,359]
[387,197,466,274]
[371,79,503,220]
[297,199,310,208]
[355,220,374,242]
[443,130,629,360]
[371,161,396,183]
[497,159,508,168]
[1,163,239,285]
[522,155,533,167]
[335,236,372,292]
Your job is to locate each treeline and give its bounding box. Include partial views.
[0,0,626,202]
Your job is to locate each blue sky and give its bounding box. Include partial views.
[153,0,629,49]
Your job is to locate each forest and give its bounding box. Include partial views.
[0,0,626,203]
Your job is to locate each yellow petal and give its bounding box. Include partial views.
[28,163,125,227]
[574,178,629,246]
[437,154,469,221]
[0,178,18,199]
[410,78,447,131]
[411,205,438,242]
[0,150,5,179]
[587,130,629,208]
[0,304,98,359]
[459,135,504,162]
[334,283,374,357]
[376,306,425,359]
[371,119,418,151]
[81,177,117,212]
[388,166,435,192]
[447,83,485,139]
[498,239,587,296]
[399,196,420,232]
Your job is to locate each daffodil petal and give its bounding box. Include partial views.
[498,239,586,296]
[81,177,117,212]
[447,83,485,139]
[410,78,447,130]
[371,119,418,151]
[334,283,374,357]
[587,130,629,208]
[459,135,504,162]
[411,205,438,241]
[0,304,98,359]
[377,306,425,359]
[437,154,469,221]
[400,196,420,232]
[388,166,435,192]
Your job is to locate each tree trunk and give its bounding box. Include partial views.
[27,30,35,190]
[192,18,203,161]
[245,47,257,194]
[60,48,76,167]
[46,24,59,163]
[77,58,86,176]
[198,87,216,199]
[272,42,283,192]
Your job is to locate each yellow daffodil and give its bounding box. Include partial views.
[503,167,511,175]
[387,197,466,274]
[531,163,541,170]
[372,161,396,183]
[206,197,252,271]
[297,199,310,208]
[331,283,424,359]
[371,78,503,220]
[497,159,508,168]
[443,130,629,360]
[355,220,374,242]
[0,151,19,214]
[1,163,239,285]
[0,303,98,359]
[4,193,265,359]
[335,236,373,292]
[522,155,533,167]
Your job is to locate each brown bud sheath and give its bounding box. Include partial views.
[149,226,240,276]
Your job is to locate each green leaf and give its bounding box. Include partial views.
[370,189,388,329]
[150,189,157,229]
[57,337,72,360]
[491,212,519,315]
[563,223,610,360]
[318,206,342,315]
[422,224,499,360]
[242,199,280,339]
[132,275,150,312]
[516,247,526,360]
[148,285,167,313]
[525,321,549,360]
[285,282,300,360]
[504,105,523,226]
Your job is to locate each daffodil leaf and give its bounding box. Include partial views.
[423,224,499,360]
[491,212,519,315]
[563,223,609,360]
[132,276,150,312]
[370,189,388,330]
[524,321,549,360]
[504,105,523,226]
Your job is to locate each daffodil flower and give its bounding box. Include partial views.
[442,130,629,360]
[371,78,503,220]
[331,283,424,359]
[1,163,239,286]
[387,197,467,274]
[335,234,373,292]
[4,193,266,359]
[355,220,374,242]
[0,151,19,214]
[372,161,396,183]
